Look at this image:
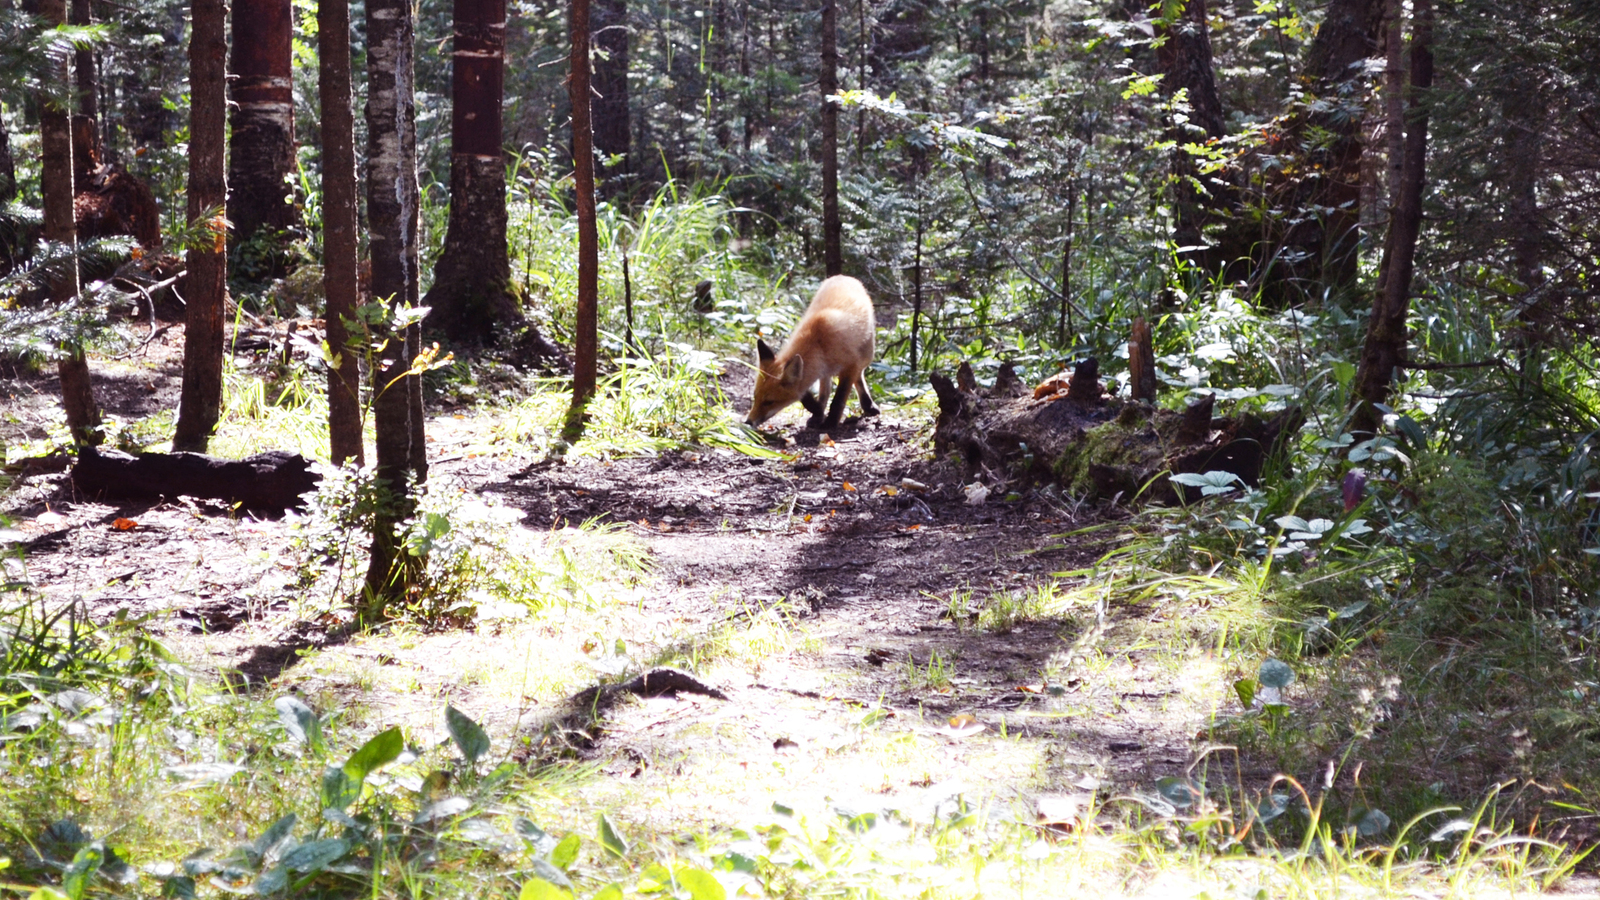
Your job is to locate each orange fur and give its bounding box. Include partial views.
[746,275,880,429]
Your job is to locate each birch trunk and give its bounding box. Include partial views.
[364,0,424,608]
[820,0,842,276]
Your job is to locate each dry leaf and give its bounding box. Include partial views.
[1015,683,1044,694]
[936,715,986,738]
[842,481,857,492]
[112,518,138,531]
[876,485,899,496]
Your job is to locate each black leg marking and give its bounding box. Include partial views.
[800,390,823,416]
[824,375,850,427]
[856,375,879,417]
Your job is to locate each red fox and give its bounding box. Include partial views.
[746,275,881,429]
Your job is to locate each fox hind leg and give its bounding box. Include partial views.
[856,373,879,417]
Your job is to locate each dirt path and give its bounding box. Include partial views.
[2,348,1234,832]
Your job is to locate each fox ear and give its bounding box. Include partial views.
[781,355,804,385]
[757,339,775,363]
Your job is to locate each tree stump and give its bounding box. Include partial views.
[930,359,1303,504]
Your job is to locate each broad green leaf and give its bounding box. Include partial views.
[445,705,490,766]
[1356,808,1391,837]
[1233,677,1257,708]
[597,813,630,859]
[530,859,574,890]
[342,726,404,784]
[251,865,289,895]
[250,814,298,861]
[280,838,349,873]
[1273,515,1310,533]
[1258,658,1295,689]
[674,867,726,900]
[515,818,556,857]
[322,766,359,812]
[550,833,581,870]
[62,844,103,900]
[519,877,572,900]
[592,884,624,900]
[1155,776,1202,810]
[275,696,324,755]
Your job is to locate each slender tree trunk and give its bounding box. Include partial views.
[855,0,866,159]
[592,0,629,191]
[1382,0,1403,226]
[1352,0,1431,436]
[911,213,922,373]
[229,0,300,259]
[69,0,100,167]
[1058,187,1077,345]
[174,0,229,452]
[0,108,17,273]
[320,0,363,466]
[567,0,599,429]
[364,0,423,608]
[423,0,522,346]
[820,0,841,276]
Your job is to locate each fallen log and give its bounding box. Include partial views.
[72,446,321,511]
[931,358,1303,504]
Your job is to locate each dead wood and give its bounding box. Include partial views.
[931,359,1303,504]
[72,446,320,511]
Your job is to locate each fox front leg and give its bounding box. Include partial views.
[805,379,833,429]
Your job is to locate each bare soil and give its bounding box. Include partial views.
[1,328,1234,830]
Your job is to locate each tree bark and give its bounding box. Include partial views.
[1156,0,1225,140]
[567,0,599,426]
[820,0,842,276]
[69,0,99,158]
[364,0,424,608]
[174,0,229,453]
[0,104,17,273]
[73,446,320,511]
[319,0,363,466]
[1155,0,1224,252]
[423,0,522,347]
[40,0,101,446]
[1302,0,1383,289]
[229,0,299,260]
[592,0,629,190]
[1352,0,1431,436]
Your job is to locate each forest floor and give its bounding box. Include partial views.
[2,326,1594,897]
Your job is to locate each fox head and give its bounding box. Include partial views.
[746,338,805,426]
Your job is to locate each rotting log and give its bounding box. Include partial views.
[72,446,320,511]
[931,359,1303,504]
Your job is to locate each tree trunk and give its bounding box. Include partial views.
[174,0,229,453]
[229,0,299,266]
[40,0,101,446]
[1156,0,1225,140]
[567,0,599,430]
[1155,0,1225,252]
[364,0,424,609]
[820,0,842,277]
[1302,0,1383,290]
[69,0,99,158]
[0,107,17,274]
[593,0,628,190]
[319,0,363,466]
[423,0,521,347]
[1351,0,1431,436]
